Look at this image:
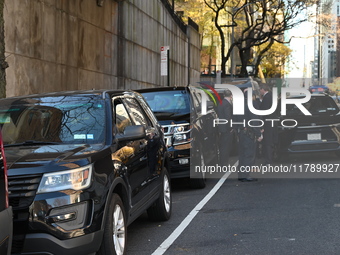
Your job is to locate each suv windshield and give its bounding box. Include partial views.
[0,96,106,145]
[142,90,190,115]
[286,96,339,116]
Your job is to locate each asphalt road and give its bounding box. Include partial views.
[127,152,340,255]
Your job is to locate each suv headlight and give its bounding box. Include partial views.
[174,126,185,132]
[173,124,191,134]
[37,165,92,193]
[172,124,192,145]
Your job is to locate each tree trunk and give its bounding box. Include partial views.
[208,32,214,74]
[238,47,251,77]
[254,40,274,77]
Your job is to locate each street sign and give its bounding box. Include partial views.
[161,46,169,76]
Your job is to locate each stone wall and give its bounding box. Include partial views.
[4,0,201,97]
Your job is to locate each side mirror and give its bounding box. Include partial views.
[117,125,146,141]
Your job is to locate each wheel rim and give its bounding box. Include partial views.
[113,204,125,255]
[163,174,171,213]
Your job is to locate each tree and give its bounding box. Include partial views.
[258,41,292,78]
[175,0,219,73]
[0,0,7,98]
[203,0,314,77]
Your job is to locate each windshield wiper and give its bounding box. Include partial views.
[4,140,61,147]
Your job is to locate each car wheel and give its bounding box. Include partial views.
[147,168,172,221]
[189,153,206,189]
[98,193,126,255]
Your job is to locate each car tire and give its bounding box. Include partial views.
[98,193,126,255]
[147,168,172,221]
[189,153,206,189]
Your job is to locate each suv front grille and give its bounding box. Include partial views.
[163,126,170,134]
[8,174,42,210]
[8,174,42,253]
[162,123,191,147]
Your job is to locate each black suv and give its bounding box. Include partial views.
[0,130,12,255]
[0,90,171,255]
[139,86,219,188]
[276,93,340,158]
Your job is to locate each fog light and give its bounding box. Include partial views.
[49,212,77,223]
[175,134,186,140]
[179,159,189,164]
[47,201,90,231]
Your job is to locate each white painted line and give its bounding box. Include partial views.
[151,161,238,255]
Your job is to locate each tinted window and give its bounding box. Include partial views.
[124,97,152,127]
[136,94,160,126]
[0,96,106,145]
[286,96,339,116]
[142,90,190,115]
[114,100,132,134]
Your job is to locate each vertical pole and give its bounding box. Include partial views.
[167,49,170,86]
[231,25,234,79]
[187,26,191,86]
[117,0,125,89]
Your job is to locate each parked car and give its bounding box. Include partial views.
[309,85,330,94]
[0,129,12,255]
[139,86,219,188]
[0,90,171,255]
[275,93,340,159]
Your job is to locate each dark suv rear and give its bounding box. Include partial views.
[0,90,171,255]
[139,86,219,188]
[0,130,12,255]
[276,93,340,158]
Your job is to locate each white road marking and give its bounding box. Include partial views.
[151,161,238,255]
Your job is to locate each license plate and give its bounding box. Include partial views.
[307,133,321,140]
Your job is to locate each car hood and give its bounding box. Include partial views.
[5,143,108,175]
[155,113,190,125]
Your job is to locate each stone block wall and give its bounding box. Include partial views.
[4,0,201,97]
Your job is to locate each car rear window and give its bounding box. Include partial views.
[286,96,339,116]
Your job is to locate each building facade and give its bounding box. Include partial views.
[313,0,340,84]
